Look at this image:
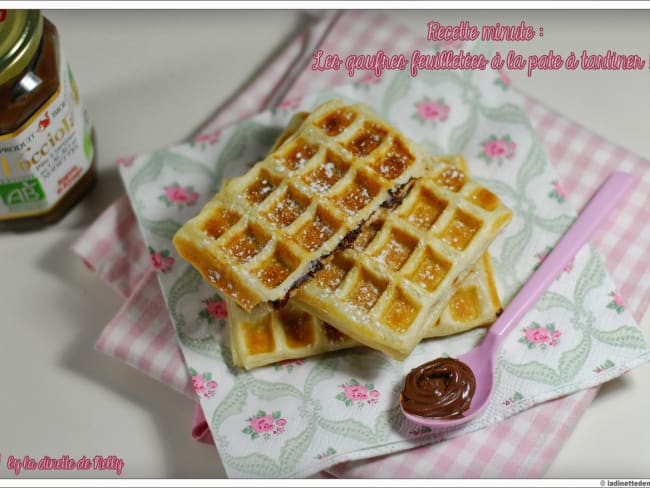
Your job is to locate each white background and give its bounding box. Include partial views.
[0,9,649,479]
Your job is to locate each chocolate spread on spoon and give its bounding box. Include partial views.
[401,358,476,419]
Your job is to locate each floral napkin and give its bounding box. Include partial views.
[117,62,650,477]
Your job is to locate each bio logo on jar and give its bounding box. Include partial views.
[0,179,46,210]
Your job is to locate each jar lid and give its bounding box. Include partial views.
[0,10,43,85]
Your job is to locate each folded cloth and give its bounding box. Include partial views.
[96,72,650,478]
[72,11,650,478]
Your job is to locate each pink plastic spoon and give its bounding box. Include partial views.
[401,171,635,429]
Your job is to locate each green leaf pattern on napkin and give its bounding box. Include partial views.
[168,265,220,357]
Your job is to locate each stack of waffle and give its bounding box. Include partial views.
[174,100,512,369]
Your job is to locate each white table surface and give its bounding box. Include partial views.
[1,9,649,480]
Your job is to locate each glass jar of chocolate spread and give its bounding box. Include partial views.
[0,10,96,230]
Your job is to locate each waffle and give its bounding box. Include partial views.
[291,158,512,359]
[173,99,433,311]
[229,253,502,369]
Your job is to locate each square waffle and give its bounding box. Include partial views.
[229,252,502,370]
[291,158,512,359]
[173,99,433,311]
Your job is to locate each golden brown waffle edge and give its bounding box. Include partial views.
[291,157,512,359]
[173,99,437,311]
[228,251,502,369]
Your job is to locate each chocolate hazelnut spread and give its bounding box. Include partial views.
[0,10,96,230]
[401,357,476,419]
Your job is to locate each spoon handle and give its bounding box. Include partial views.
[487,171,635,347]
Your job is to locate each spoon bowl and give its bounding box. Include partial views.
[401,171,635,429]
[401,333,497,428]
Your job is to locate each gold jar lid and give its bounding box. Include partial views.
[0,10,43,85]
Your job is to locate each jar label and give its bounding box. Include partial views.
[0,50,94,219]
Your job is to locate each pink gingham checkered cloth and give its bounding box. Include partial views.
[72,11,650,478]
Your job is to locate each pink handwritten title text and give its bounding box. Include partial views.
[310,19,649,78]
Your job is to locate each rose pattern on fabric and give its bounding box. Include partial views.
[607,291,626,314]
[148,246,174,273]
[594,359,615,374]
[519,322,561,350]
[242,410,287,440]
[273,358,305,372]
[412,96,450,125]
[336,379,380,407]
[191,129,222,150]
[534,246,574,273]
[189,368,218,398]
[494,70,511,90]
[503,391,524,407]
[158,182,200,210]
[477,134,516,165]
[353,72,381,90]
[548,180,568,203]
[198,294,228,325]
